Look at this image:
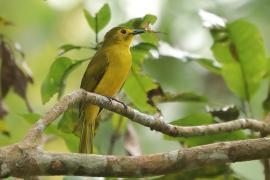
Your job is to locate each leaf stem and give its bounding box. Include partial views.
[241,100,253,118]
[95,15,99,45]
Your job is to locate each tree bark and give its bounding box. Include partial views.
[1,89,270,178]
[1,138,270,178]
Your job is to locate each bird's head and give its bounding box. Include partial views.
[103,27,145,47]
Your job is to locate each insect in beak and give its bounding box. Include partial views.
[131,29,145,35]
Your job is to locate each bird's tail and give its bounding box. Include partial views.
[79,104,99,153]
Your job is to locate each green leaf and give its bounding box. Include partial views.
[83,9,95,31]
[121,17,141,29]
[211,19,267,100]
[141,14,157,26]
[138,14,159,45]
[41,57,88,104]
[133,42,158,52]
[120,14,159,45]
[41,57,73,104]
[84,4,111,33]
[58,44,82,56]
[121,14,157,29]
[20,113,41,124]
[147,87,207,106]
[96,4,111,32]
[58,106,79,133]
[197,58,221,74]
[164,113,247,146]
[207,105,240,122]
[131,42,158,68]
[171,113,213,126]
[58,58,89,98]
[124,68,157,112]
[164,92,208,103]
[140,32,159,45]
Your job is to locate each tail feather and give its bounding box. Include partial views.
[79,104,99,153]
[79,119,95,153]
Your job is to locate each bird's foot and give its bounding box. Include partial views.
[105,96,128,111]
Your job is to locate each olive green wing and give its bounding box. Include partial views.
[80,51,109,91]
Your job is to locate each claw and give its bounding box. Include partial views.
[105,96,113,104]
[105,96,128,111]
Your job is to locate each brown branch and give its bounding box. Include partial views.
[1,89,270,178]
[23,89,270,144]
[1,138,270,178]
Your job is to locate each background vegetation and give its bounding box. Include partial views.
[1,0,270,179]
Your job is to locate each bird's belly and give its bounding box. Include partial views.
[94,58,131,96]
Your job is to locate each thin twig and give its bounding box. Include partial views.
[108,116,124,155]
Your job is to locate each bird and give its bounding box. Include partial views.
[79,26,145,153]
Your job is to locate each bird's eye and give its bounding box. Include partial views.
[121,29,127,34]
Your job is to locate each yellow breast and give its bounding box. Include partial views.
[94,45,132,96]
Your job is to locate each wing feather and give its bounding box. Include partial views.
[80,51,109,91]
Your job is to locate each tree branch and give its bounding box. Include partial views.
[2,138,270,178]
[23,89,270,144]
[1,89,270,178]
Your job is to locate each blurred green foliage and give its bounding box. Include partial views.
[1,0,270,179]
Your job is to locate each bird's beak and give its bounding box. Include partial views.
[131,29,145,35]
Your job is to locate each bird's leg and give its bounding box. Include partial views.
[105,96,113,104]
[105,96,128,111]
